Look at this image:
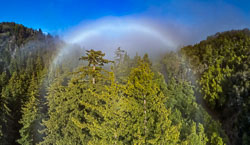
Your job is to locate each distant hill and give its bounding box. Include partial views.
[0,22,60,73]
[0,22,45,47]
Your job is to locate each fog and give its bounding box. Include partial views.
[62,17,185,59]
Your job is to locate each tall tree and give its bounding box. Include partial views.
[41,71,87,145]
[17,74,42,145]
[79,49,111,84]
[0,72,11,145]
[122,59,180,144]
[72,71,125,144]
[114,47,125,66]
[42,49,113,144]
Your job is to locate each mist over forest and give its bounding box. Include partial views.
[1,1,250,145]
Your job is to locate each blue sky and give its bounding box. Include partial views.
[1,0,250,35]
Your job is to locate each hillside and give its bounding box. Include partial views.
[0,22,59,145]
[181,29,250,144]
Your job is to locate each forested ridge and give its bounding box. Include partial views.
[0,22,249,145]
[181,29,250,145]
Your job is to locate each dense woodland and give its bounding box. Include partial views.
[0,22,249,145]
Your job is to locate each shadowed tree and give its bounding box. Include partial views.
[17,74,41,145]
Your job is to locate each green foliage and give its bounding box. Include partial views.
[0,22,59,144]
[80,49,111,67]
[165,77,226,145]
[123,60,180,144]
[181,29,250,144]
[42,49,113,144]
[41,75,87,145]
[182,122,208,145]
[210,132,224,145]
[72,71,124,144]
[159,52,188,81]
[113,48,151,83]
[72,58,181,144]
[17,75,42,145]
[79,49,112,84]
[0,72,12,144]
[113,47,129,82]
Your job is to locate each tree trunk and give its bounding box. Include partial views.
[93,65,95,84]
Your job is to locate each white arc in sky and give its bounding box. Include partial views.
[63,17,178,57]
[67,21,176,49]
[51,17,180,73]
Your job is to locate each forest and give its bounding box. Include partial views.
[0,22,249,145]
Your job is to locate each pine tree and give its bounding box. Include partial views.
[17,74,41,145]
[70,49,115,144]
[122,59,180,144]
[41,72,87,145]
[2,71,30,144]
[79,49,112,84]
[42,49,113,144]
[0,95,10,144]
[0,72,11,144]
[113,49,133,83]
[72,71,125,144]
[142,53,152,67]
[114,47,125,66]
[182,122,208,145]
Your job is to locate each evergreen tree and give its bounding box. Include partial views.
[114,47,125,66]
[42,49,113,144]
[113,49,133,83]
[0,72,11,144]
[69,49,114,144]
[41,72,87,145]
[182,122,208,145]
[17,74,41,145]
[122,59,180,144]
[142,53,152,67]
[72,71,125,144]
[79,49,111,84]
[2,71,30,144]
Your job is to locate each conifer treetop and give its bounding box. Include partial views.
[79,49,112,66]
